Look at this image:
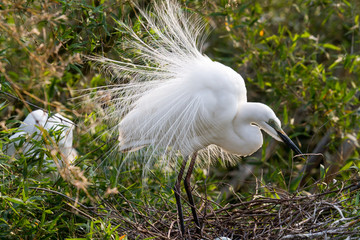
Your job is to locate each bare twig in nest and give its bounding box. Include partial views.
[40,179,360,239]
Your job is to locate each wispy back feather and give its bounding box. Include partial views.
[87,0,240,175]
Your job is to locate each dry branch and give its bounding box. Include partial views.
[43,180,360,239]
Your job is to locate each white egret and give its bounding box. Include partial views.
[88,0,302,235]
[4,109,77,165]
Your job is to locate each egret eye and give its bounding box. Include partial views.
[266,119,303,155]
[266,119,281,131]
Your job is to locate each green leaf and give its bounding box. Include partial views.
[283,105,288,125]
[321,43,341,51]
[2,196,25,205]
[320,164,325,179]
[340,161,353,171]
[343,88,356,103]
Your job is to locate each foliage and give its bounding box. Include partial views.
[0,0,359,239]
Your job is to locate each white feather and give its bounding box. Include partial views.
[4,110,77,165]
[86,0,288,175]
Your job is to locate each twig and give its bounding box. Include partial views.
[281,229,357,239]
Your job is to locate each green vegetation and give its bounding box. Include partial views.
[0,0,359,239]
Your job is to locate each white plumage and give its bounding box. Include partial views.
[88,0,301,170]
[118,59,247,156]
[88,0,302,235]
[4,110,77,165]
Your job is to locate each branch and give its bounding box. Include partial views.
[325,134,358,183]
[281,229,357,239]
[299,129,332,187]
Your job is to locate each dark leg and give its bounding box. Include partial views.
[174,155,188,236]
[184,152,200,232]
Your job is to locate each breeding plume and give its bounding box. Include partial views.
[90,0,302,235]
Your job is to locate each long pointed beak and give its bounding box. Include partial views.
[276,129,302,155]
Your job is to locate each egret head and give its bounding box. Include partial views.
[245,103,302,156]
[265,118,302,155]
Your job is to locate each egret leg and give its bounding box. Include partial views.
[184,152,201,231]
[174,155,188,235]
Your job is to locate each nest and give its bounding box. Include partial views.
[52,180,359,240]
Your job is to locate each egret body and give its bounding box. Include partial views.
[90,0,302,235]
[4,110,77,164]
